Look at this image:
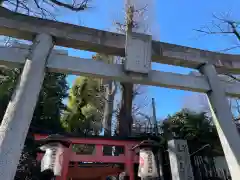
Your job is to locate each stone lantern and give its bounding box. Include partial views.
[133,139,161,179]
[36,134,71,179]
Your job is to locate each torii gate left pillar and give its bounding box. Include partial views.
[0,34,53,180]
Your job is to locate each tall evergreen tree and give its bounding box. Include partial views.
[0,67,68,132]
[62,76,103,135]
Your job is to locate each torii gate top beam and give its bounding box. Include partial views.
[0,7,240,74]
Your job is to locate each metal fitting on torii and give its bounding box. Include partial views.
[124,32,152,75]
[124,3,152,75]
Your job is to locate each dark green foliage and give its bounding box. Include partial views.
[162,109,223,155]
[0,67,68,131]
[0,67,68,179]
[14,134,41,180]
[31,72,68,132]
[0,67,20,120]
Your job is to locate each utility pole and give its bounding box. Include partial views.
[151,98,158,134]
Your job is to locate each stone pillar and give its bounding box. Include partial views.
[168,139,194,180]
[157,150,164,180]
[0,34,53,180]
[200,63,240,180]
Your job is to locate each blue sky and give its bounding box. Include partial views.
[58,0,240,119]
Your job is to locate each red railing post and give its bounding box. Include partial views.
[125,144,134,180]
[95,144,102,157]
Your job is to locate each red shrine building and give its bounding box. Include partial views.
[34,133,143,180]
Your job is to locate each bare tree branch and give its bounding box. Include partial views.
[194,29,233,35]
[1,0,91,20]
[196,14,240,42]
[219,45,240,52]
[48,0,89,12]
[224,73,240,82]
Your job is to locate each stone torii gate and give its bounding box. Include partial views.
[0,7,240,180]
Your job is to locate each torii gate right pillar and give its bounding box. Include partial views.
[200,63,240,180]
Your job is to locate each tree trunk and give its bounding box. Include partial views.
[103,80,115,136]
[103,80,115,155]
[118,82,134,136]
